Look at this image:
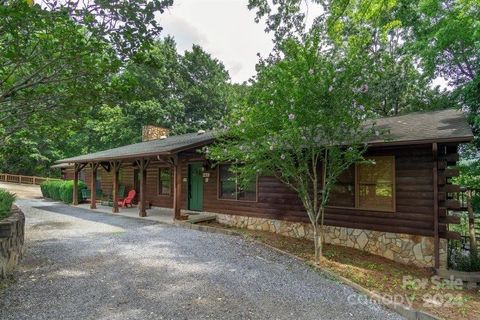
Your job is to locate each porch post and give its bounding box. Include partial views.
[433,142,440,269]
[90,163,99,209]
[136,159,150,217]
[173,157,182,220]
[73,163,79,205]
[111,160,121,213]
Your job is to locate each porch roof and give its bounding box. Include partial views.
[56,131,216,163]
[50,163,74,169]
[55,109,473,164]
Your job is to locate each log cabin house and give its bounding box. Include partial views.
[55,109,473,269]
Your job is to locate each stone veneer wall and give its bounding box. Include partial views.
[216,213,447,268]
[0,206,25,278]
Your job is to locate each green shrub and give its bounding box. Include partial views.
[471,194,480,213]
[40,180,86,204]
[0,189,16,219]
[448,249,480,272]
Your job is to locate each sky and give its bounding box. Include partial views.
[156,1,450,90]
[158,0,274,84]
[158,0,325,84]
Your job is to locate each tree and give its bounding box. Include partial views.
[208,36,375,263]
[403,0,480,147]
[0,0,180,175]
[103,39,232,138]
[0,2,116,143]
[64,39,234,156]
[180,45,232,131]
[247,0,451,117]
[0,0,173,144]
[37,0,174,60]
[112,38,187,136]
[322,0,479,144]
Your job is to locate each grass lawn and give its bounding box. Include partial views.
[199,221,480,320]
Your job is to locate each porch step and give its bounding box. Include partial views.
[187,215,217,224]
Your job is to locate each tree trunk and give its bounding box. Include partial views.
[319,207,325,260]
[313,224,321,264]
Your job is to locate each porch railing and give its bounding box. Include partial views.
[0,173,60,185]
[449,187,480,252]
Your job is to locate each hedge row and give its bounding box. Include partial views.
[40,180,86,204]
[0,188,16,219]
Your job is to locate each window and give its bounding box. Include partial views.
[158,168,171,195]
[329,166,355,208]
[219,165,236,199]
[218,164,257,201]
[357,156,395,211]
[328,156,395,212]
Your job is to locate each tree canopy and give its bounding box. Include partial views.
[0,1,233,176]
[1,0,478,179]
[69,38,233,155]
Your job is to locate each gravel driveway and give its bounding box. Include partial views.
[0,197,404,320]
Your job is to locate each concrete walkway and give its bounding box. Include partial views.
[0,184,404,320]
[77,202,177,224]
[76,203,216,224]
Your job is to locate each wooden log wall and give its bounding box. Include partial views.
[179,144,451,238]
[59,141,463,239]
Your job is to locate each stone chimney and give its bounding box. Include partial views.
[142,125,170,142]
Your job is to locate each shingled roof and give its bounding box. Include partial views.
[368,109,473,146]
[56,131,215,163]
[55,109,473,164]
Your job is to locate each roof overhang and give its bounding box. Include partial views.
[367,135,474,148]
[54,109,474,165]
[55,138,215,164]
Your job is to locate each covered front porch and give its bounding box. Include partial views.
[54,131,215,221]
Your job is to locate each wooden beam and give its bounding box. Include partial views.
[444,168,459,178]
[438,192,446,201]
[445,199,461,210]
[445,184,461,193]
[445,153,459,163]
[437,161,447,170]
[437,173,446,185]
[136,159,150,217]
[433,143,439,269]
[100,162,111,172]
[172,155,182,220]
[439,215,461,224]
[438,207,447,217]
[73,163,79,205]
[439,231,462,240]
[90,163,99,209]
[110,161,122,213]
[77,163,87,172]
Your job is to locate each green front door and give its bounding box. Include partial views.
[188,163,203,211]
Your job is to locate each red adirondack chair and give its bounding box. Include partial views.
[119,190,136,208]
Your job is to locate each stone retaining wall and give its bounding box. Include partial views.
[216,213,447,268]
[0,206,25,278]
